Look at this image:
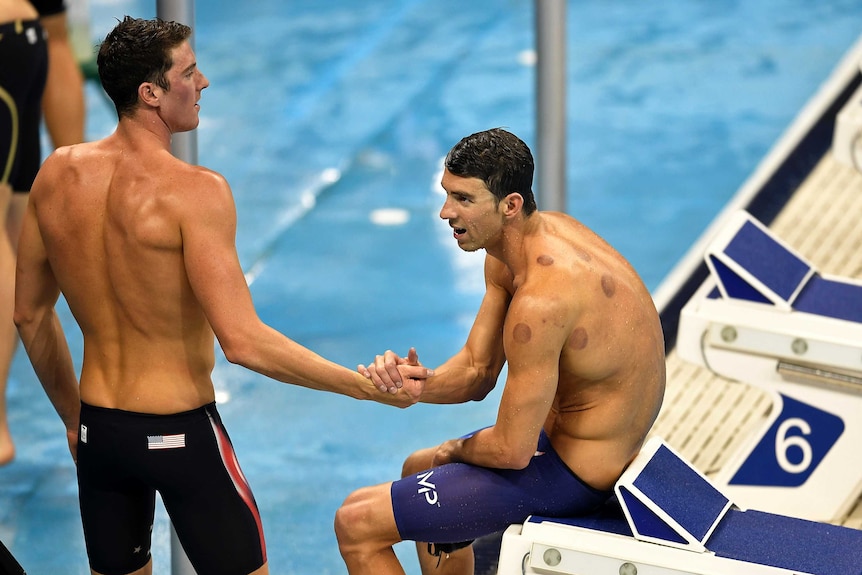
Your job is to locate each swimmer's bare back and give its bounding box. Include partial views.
[518,212,666,490]
[29,136,224,413]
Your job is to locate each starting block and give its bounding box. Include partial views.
[496,437,862,575]
[677,210,862,522]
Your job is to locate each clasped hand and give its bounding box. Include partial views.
[357,347,434,403]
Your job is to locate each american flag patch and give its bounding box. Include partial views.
[147,434,186,450]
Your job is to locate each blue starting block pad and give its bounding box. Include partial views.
[496,438,862,575]
[704,211,862,322]
[677,210,862,522]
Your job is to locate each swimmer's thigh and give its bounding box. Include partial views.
[157,408,266,575]
[77,435,156,574]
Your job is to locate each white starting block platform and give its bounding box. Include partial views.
[496,438,862,575]
[676,210,862,522]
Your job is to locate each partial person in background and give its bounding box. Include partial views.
[336,128,666,575]
[0,0,49,465]
[33,0,86,147]
[14,16,428,575]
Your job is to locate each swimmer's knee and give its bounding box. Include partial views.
[333,505,352,546]
[335,483,398,551]
[401,453,421,478]
[337,483,371,511]
[334,488,371,544]
[334,500,375,554]
[401,447,436,478]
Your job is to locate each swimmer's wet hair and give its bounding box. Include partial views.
[98,16,192,118]
[444,128,538,215]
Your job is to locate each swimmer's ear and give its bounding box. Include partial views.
[138,82,161,108]
[502,192,524,217]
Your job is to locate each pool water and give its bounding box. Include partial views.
[3,1,862,573]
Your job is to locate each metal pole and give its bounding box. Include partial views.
[535,0,567,212]
[157,5,198,573]
[157,0,198,163]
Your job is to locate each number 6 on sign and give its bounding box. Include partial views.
[730,394,844,487]
[775,417,812,474]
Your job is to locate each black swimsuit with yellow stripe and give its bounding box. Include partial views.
[0,19,47,192]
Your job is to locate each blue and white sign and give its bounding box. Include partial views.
[730,394,844,487]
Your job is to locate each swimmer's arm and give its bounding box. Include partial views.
[359,257,508,403]
[182,172,426,407]
[14,182,81,447]
[436,288,568,469]
[422,284,508,404]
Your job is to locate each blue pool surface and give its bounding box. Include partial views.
[3,0,862,573]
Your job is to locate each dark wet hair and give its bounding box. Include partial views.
[97,16,192,118]
[444,128,537,215]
